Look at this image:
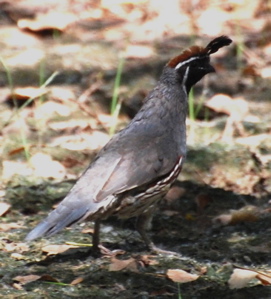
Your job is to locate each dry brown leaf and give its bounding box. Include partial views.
[213,213,232,225]
[109,257,138,272]
[2,160,32,180]
[13,274,59,285]
[10,87,48,101]
[42,244,77,255]
[205,94,249,119]
[213,205,259,226]
[29,153,66,179]
[166,269,199,283]
[228,269,258,289]
[50,86,76,102]
[0,202,11,216]
[17,12,76,32]
[4,242,29,253]
[13,274,41,285]
[70,277,84,285]
[206,94,249,141]
[11,253,26,260]
[8,146,32,156]
[61,157,82,169]
[34,101,72,120]
[229,267,271,289]
[49,119,90,132]
[242,64,259,77]
[256,273,271,286]
[165,186,185,202]
[12,283,23,290]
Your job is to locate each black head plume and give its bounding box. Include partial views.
[205,36,232,55]
[167,36,232,93]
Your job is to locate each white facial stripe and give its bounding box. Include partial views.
[182,66,190,86]
[174,56,199,69]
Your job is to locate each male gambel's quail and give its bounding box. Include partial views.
[26,36,232,252]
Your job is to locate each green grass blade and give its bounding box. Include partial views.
[109,56,125,136]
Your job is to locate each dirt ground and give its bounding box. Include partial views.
[0,1,271,298]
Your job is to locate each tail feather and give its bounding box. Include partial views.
[25,205,88,241]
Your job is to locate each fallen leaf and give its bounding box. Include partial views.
[2,160,32,180]
[13,274,41,285]
[213,205,259,225]
[256,273,271,286]
[17,12,76,32]
[213,213,232,225]
[42,244,77,255]
[13,274,59,286]
[70,277,84,285]
[229,267,271,289]
[205,94,249,119]
[11,253,25,260]
[0,202,11,216]
[4,242,29,252]
[35,101,72,120]
[12,283,23,290]
[228,269,258,289]
[165,186,185,202]
[242,64,258,77]
[30,153,66,179]
[8,87,48,102]
[166,269,199,283]
[8,146,33,156]
[109,257,138,272]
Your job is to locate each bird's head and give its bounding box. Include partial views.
[167,36,232,93]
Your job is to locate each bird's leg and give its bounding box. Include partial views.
[92,219,122,256]
[136,208,157,251]
[136,207,180,256]
[92,219,100,251]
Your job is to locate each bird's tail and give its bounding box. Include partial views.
[25,199,89,241]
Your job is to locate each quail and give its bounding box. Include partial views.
[26,36,232,252]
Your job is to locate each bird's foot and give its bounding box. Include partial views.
[98,244,126,257]
[148,243,180,256]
